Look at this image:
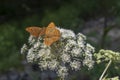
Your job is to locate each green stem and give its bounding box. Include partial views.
[99,60,112,80]
[100,17,107,49]
[100,17,116,49]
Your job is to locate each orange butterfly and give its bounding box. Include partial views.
[26,22,61,46]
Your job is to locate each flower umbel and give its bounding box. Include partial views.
[21,26,95,79]
[94,49,120,64]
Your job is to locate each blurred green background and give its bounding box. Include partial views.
[0,0,120,80]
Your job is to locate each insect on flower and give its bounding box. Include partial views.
[22,24,95,79]
[26,22,61,46]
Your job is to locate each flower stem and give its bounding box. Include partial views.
[99,60,112,80]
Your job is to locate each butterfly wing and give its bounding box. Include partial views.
[47,22,56,28]
[39,27,46,36]
[44,36,60,46]
[45,22,56,35]
[45,22,61,37]
[44,22,61,46]
[44,37,52,46]
[26,27,45,37]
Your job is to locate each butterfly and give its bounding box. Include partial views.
[26,22,61,46]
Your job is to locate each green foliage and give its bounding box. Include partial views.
[103,76,119,80]
[41,4,83,32]
[22,15,42,27]
[0,23,24,72]
[94,49,120,63]
[94,49,120,80]
[0,15,44,72]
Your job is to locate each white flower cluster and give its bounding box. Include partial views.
[21,28,95,79]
